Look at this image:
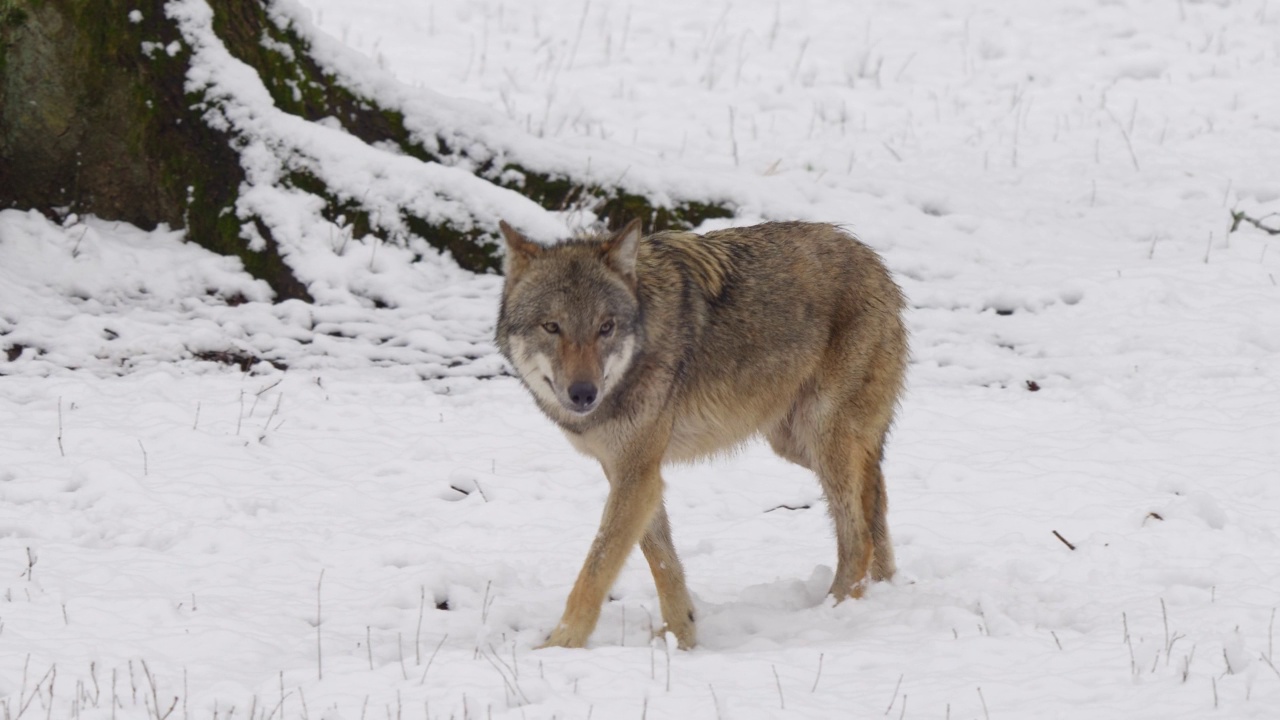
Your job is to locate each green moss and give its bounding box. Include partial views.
[286,171,372,238]
[603,193,735,232]
[170,167,313,303]
[281,169,501,273]
[213,4,436,162]
[496,164,734,236]
[96,0,311,301]
[207,3,511,273]
[404,215,500,274]
[3,0,733,298]
[0,0,27,95]
[1,5,27,30]
[212,5,734,267]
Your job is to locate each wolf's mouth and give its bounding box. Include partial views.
[544,376,599,415]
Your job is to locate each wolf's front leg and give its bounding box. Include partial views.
[540,451,666,649]
[640,504,696,649]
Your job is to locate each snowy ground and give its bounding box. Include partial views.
[3,0,1280,717]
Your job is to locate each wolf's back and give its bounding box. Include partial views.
[632,221,907,451]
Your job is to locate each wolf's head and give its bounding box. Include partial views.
[495,220,643,418]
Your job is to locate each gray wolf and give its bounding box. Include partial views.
[495,219,908,649]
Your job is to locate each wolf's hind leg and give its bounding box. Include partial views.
[863,443,896,582]
[640,504,696,649]
[816,431,878,600]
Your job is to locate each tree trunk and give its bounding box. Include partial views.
[0,0,732,301]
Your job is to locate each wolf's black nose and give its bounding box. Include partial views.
[568,382,598,410]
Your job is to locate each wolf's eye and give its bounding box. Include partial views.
[599,320,615,337]
[542,322,560,334]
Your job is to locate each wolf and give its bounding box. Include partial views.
[495,219,908,649]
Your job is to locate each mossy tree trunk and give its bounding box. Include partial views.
[0,0,732,301]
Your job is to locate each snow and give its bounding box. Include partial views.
[3,0,1280,717]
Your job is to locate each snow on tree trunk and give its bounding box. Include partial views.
[0,0,733,303]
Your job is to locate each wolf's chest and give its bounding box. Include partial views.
[663,396,777,463]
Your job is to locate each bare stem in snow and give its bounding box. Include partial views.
[1012,102,1022,169]
[977,686,991,720]
[480,581,494,625]
[649,618,656,680]
[811,652,824,692]
[259,393,283,442]
[1268,607,1276,662]
[790,38,809,84]
[1261,653,1280,680]
[566,0,591,70]
[255,378,284,397]
[772,665,785,710]
[1123,612,1137,677]
[57,397,65,457]
[141,660,177,720]
[481,646,528,705]
[316,569,325,681]
[16,661,55,720]
[885,673,903,715]
[264,673,286,720]
[398,631,408,681]
[138,440,148,477]
[1105,108,1141,171]
[728,107,740,167]
[1161,598,1170,655]
[419,635,448,685]
[665,633,672,692]
[416,586,426,666]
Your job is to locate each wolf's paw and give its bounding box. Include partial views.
[830,577,869,603]
[537,623,590,650]
[653,613,697,650]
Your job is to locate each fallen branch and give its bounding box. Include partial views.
[1230,210,1280,236]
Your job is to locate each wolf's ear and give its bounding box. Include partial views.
[602,219,642,282]
[499,220,542,276]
